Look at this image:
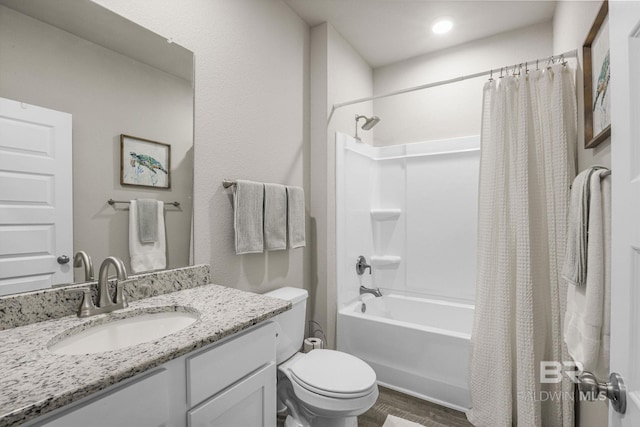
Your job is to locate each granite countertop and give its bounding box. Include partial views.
[0,284,290,427]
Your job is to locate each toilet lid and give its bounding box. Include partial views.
[289,349,377,396]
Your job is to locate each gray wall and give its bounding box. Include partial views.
[93,0,311,296]
[0,5,194,280]
[553,2,611,426]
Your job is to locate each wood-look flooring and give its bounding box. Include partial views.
[357,386,472,427]
[277,385,472,427]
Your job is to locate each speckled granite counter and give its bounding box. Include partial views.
[0,283,290,426]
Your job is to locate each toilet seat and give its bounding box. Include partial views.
[288,349,377,399]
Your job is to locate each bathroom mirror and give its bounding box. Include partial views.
[0,0,194,293]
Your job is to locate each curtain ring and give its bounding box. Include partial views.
[536,59,539,70]
[489,69,493,82]
[500,67,504,79]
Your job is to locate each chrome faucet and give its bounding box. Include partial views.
[97,256,128,309]
[356,256,372,275]
[359,285,382,298]
[66,256,130,317]
[73,251,94,281]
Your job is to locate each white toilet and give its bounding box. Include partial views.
[265,287,379,427]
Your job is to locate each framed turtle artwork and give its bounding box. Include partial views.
[120,134,171,189]
[583,0,610,149]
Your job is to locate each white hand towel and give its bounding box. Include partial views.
[137,198,158,243]
[264,183,287,250]
[564,170,611,378]
[286,186,305,249]
[234,180,264,254]
[129,200,166,273]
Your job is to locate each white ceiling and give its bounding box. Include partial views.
[283,0,557,68]
[0,0,193,82]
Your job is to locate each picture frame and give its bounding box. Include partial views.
[120,134,171,189]
[583,0,611,149]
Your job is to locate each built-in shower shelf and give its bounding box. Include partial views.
[370,209,402,221]
[371,255,402,268]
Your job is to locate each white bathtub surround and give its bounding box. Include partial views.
[468,65,577,426]
[338,295,473,410]
[335,133,480,306]
[565,172,611,380]
[335,133,479,410]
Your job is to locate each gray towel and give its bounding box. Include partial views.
[264,183,287,250]
[137,198,158,243]
[562,166,608,286]
[286,186,305,249]
[234,180,264,254]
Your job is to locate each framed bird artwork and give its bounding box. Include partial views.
[120,134,171,189]
[583,0,610,149]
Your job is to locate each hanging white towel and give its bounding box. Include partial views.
[286,186,305,249]
[562,166,607,286]
[129,200,166,273]
[234,180,264,254]
[564,170,611,378]
[264,183,287,251]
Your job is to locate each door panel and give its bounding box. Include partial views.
[0,98,72,294]
[609,1,640,425]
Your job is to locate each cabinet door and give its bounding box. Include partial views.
[34,368,170,427]
[188,363,276,427]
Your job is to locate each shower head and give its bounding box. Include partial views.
[355,115,381,140]
[356,115,380,130]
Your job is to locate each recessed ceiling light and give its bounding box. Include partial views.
[432,17,453,35]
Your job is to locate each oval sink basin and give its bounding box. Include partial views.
[48,309,199,355]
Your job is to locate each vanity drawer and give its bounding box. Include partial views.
[187,321,276,407]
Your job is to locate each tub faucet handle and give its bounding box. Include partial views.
[356,256,372,275]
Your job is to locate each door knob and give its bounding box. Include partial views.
[57,255,70,265]
[578,371,626,414]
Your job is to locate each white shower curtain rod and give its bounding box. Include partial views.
[327,49,578,124]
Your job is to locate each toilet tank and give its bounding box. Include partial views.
[264,287,308,364]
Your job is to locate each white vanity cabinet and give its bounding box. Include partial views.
[26,322,277,427]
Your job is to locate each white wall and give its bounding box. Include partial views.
[553,2,611,426]
[310,23,373,347]
[0,5,193,279]
[373,22,553,146]
[554,1,611,172]
[93,0,311,296]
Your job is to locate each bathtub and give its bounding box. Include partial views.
[337,294,474,411]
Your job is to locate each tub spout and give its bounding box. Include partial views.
[359,285,382,298]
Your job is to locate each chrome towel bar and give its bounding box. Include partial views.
[107,199,180,207]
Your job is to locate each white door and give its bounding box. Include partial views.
[609,1,640,425]
[0,98,73,295]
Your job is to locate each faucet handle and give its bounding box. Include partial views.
[356,256,372,275]
[115,279,134,307]
[65,287,95,318]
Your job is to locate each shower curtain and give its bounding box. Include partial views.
[467,64,576,427]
